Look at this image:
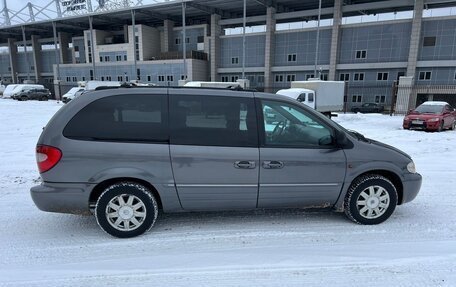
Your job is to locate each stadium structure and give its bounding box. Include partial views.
[0,0,456,112]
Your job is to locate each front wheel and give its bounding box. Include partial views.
[344,174,398,225]
[95,182,158,238]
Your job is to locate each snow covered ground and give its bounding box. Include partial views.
[0,99,455,286]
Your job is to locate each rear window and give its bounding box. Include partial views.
[63,94,168,142]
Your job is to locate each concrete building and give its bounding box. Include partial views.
[0,0,455,111]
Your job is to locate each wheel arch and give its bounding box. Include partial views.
[89,177,163,211]
[351,170,404,205]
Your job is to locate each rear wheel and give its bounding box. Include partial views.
[40,96,48,101]
[21,96,28,101]
[451,120,455,130]
[344,174,398,225]
[95,182,158,238]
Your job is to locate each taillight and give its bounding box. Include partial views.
[36,145,62,173]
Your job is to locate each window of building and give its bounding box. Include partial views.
[186,37,190,43]
[339,73,350,81]
[305,74,315,80]
[197,36,204,43]
[257,75,264,84]
[74,46,79,52]
[72,76,77,82]
[101,76,104,81]
[275,75,284,82]
[231,57,239,64]
[158,75,165,82]
[286,74,296,82]
[63,95,168,143]
[124,55,127,61]
[287,54,297,62]
[116,55,122,61]
[117,76,123,81]
[147,75,151,82]
[423,36,436,47]
[320,73,328,81]
[82,76,86,81]
[125,76,129,82]
[105,56,110,62]
[66,76,71,82]
[352,95,362,103]
[106,76,112,81]
[221,76,229,82]
[354,73,365,81]
[170,95,257,147]
[377,72,388,81]
[375,95,386,103]
[181,75,187,80]
[99,56,103,62]
[167,75,174,82]
[231,76,239,82]
[418,71,432,80]
[355,50,367,59]
[175,38,181,45]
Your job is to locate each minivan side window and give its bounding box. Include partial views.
[261,100,334,148]
[170,95,258,147]
[63,95,168,142]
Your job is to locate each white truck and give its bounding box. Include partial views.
[276,80,345,117]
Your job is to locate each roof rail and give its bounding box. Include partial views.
[94,83,257,92]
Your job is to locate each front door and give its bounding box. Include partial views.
[169,91,259,211]
[257,99,346,208]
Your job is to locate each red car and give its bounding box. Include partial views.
[403,101,456,131]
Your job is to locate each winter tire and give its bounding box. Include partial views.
[437,121,444,132]
[344,174,398,225]
[95,182,158,238]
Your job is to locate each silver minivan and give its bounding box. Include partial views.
[31,87,422,238]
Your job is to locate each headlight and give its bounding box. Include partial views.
[427,118,440,122]
[407,161,416,174]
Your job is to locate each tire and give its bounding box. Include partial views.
[352,109,359,113]
[344,174,398,225]
[21,96,28,101]
[437,121,444,132]
[450,120,455,131]
[95,182,158,238]
[41,96,48,101]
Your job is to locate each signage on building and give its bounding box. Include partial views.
[61,0,87,12]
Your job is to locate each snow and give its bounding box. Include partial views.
[0,100,455,286]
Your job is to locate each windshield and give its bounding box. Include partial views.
[414,104,444,114]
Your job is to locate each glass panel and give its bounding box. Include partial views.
[261,100,333,147]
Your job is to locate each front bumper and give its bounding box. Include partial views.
[400,172,422,204]
[30,182,95,215]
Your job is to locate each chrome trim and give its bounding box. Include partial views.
[176,184,258,187]
[261,183,339,187]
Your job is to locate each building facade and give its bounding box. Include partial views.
[0,0,455,110]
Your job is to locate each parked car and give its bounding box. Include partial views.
[5,84,45,99]
[62,87,85,103]
[14,88,51,101]
[351,103,385,113]
[403,101,456,131]
[31,87,422,238]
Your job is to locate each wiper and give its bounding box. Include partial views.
[347,130,370,143]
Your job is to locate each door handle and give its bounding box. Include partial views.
[262,161,284,169]
[234,161,256,169]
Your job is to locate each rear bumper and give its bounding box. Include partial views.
[30,182,95,215]
[401,173,422,204]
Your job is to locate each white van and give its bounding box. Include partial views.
[5,84,45,99]
[85,81,121,91]
[2,84,18,99]
[62,87,85,103]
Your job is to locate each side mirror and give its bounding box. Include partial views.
[335,130,349,147]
